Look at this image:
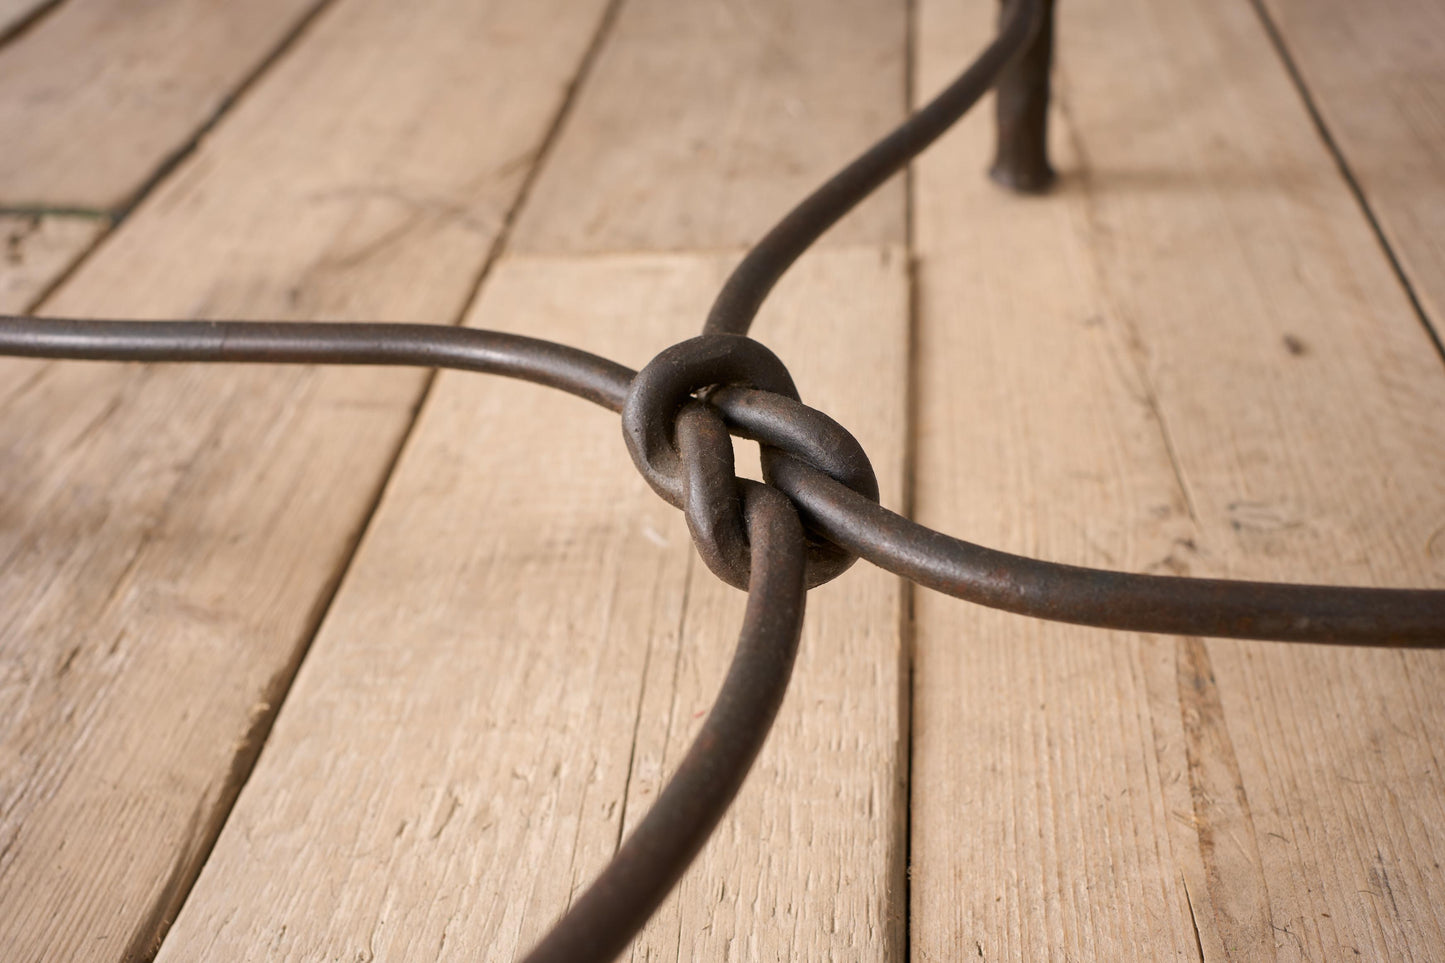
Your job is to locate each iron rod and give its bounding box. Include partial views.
[990,0,1056,191]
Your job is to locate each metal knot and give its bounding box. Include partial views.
[622,334,878,590]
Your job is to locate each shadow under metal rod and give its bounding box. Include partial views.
[2,0,1442,958]
[0,313,811,963]
[520,483,808,963]
[702,0,1047,338]
[6,314,1441,650]
[704,387,1445,647]
[761,451,1445,648]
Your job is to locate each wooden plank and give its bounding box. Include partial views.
[152,247,909,961]
[0,1,613,960]
[1258,0,1445,337]
[620,247,907,961]
[153,1,913,955]
[510,0,905,254]
[0,213,103,311]
[0,0,328,210]
[910,0,1445,959]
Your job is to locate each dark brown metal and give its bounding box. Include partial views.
[519,481,807,963]
[991,0,1056,192]
[757,449,1445,647]
[2,0,1442,957]
[9,315,1435,649]
[621,333,877,589]
[0,317,634,411]
[702,0,1045,337]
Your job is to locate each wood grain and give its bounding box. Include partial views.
[152,1,914,955]
[910,0,1445,959]
[510,0,905,255]
[0,213,103,312]
[1258,0,1445,339]
[621,246,908,961]
[0,1,612,960]
[153,247,909,962]
[0,0,328,210]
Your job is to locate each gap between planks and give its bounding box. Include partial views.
[147,0,916,954]
[150,246,912,962]
[0,1,618,960]
[0,212,105,313]
[910,0,1445,960]
[1,0,918,960]
[0,0,344,212]
[0,0,357,307]
[1250,0,1445,360]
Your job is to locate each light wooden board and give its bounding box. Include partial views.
[0,213,104,312]
[149,0,914,954]
[0,1,613,960]
[1259,0,1445,340]
[153,247,909,961]
[910,0,1445,960]
[510,0,905,254]
[0,0,328,210]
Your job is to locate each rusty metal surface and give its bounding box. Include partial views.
[1,0,1443,959]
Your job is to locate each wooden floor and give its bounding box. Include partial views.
[1,0,1442,959]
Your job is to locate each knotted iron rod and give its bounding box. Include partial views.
[1,0,1440,959]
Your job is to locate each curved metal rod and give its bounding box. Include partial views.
[1,0,1441,954]
[0,317,634,412]
[764,452,1445,647]
[702,0,1043,337]
[1,314,810,963]
[521,482,807,963]
[709,389,1445,646]
[4,315,1442,647]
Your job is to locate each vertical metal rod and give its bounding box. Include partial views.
[990,0,1056,192]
